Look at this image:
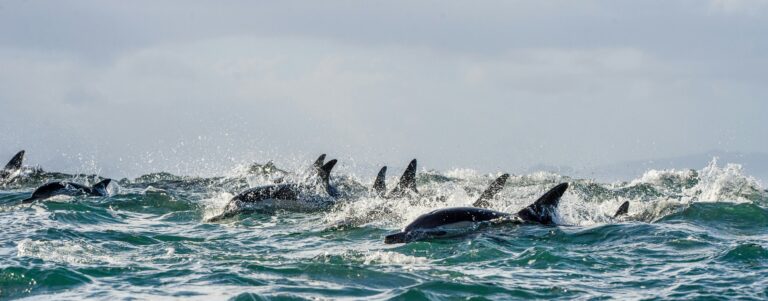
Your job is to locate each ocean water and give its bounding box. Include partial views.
[1,159,767,300]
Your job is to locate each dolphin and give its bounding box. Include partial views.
[22,178,113,203]
[372,159,418,198]
[0,150,25,182]
[207,159,339,222]
[384,182,568,244]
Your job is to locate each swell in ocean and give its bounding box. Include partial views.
[1,158,766,300]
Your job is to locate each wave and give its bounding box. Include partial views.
[2,157,767,300]
[2,158,765,229]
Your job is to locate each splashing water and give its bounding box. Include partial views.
[1,158,766,299]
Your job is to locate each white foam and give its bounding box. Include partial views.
[200,192,235,220]
[16,239,125,266]
[690,158,763,203]
[361,250,428,265]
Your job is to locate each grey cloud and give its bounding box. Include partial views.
[0,1,765,179]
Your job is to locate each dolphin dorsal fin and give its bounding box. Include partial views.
[473,173,510,208]
[318,159,337,186]
[517,182,568,224]
[313,154,326,172]
[4,150,25,171]
[318,159,338,196]
[305,154,327,182]
[390,159,417,197]
[613,201,629,218]
[91,178,113,195]
[373,166,387,197]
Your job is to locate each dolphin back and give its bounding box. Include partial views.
[384,232,408,244]
[387,207,507,244]
[22,182,66,203]
[235,185,300,203]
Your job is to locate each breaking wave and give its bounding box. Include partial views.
[1,157,766,299]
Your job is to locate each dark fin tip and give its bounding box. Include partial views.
[613,201,630,218]
[322,159,337,174]
[535,182,568,207]
[378,166,387,177]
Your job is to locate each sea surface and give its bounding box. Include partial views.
[1,159,767,300]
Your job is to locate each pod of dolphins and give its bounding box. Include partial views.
[2,150,630,244]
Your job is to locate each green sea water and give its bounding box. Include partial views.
[1,159,767,300]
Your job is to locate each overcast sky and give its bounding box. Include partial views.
[0,0,766,179]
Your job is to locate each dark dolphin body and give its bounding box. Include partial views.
[0,150,25,182]
[22,179,113,203]
[385,182,568,244]
[372,159,418,198]
[385,183,633,244]
[207,158,340,222]
[331,171,509,230]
